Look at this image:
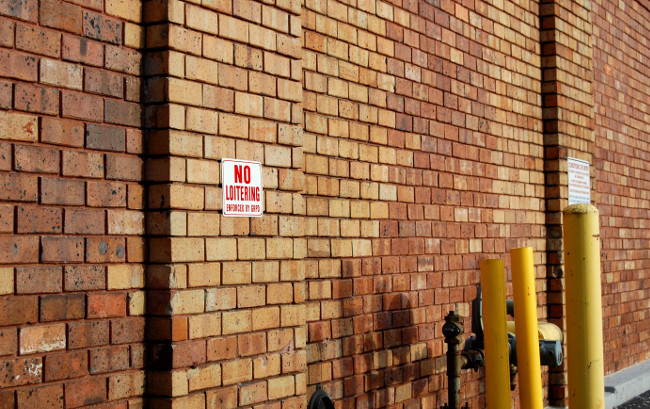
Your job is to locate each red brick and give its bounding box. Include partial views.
[40,0,82,34]
[40,237,84,263]
[106,154,143,181]
[0,390,13,407]
[40,293,86,321]
[44,351,88,382]
[0,236,39,264]
[0,0,37,22]
[105,99,141,127]
[0,204,11,233]
[16,205,62,233]
[105,45,140,75]
[111,317,145,344]
[0,49,38,81]
[207,336,238,361]
[62,150,104,178]
[14,144,60,173]
[64,208,105,234]
[0,296,38,325]
[15,265,62,294]
[83,10,123,44]
[0,172,38,201]
[90,346,129,374]
[62,90,103,121]
[62,34,104,66]
[65,377,107,408]
[0,327,17,355]
[40,177,85,205]
[15,22,61,57]
[0,357,42,387]
[14,83,59,115]
[87,180,127,207]
[86,123,126,151]
[17,383,64,408]
[64,265,105,291]
[87,292,126,318]
[40,117,84,147]
[85,236,126,263]
[68,320,109,349]
[85,67,124,97]
[0,142,10,170]
[0,80,12,108]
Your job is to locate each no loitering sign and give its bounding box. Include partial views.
[222,158,263,217]
[567,157,591,205]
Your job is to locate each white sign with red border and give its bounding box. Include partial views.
[222,158,263,217]
[567,157,590,205]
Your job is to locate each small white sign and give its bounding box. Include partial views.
[222,158,263,217]
[567,157,590,205]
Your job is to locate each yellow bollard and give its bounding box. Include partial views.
[480,258,511,409]
[510,247,543,409]
[563,204,606,409]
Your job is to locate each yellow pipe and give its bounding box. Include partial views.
[563,204,605,409]
[510,247,543,409]
[480,258,511,409]
[506,321,563,341]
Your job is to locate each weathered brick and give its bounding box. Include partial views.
[41,177,85,205]
[0,0,38,22]
[105,98,141,127]
[44,351,88,382]
[40,117,84,147]
[68,320,109,349]
[16,265,62,294]
[64,265,105,291]
[83,10,123,44]
[62,34,104,66]
[41,237,84,263]
[0,49,38,81]
[40,0,82,33]
[86,123,126,152]
[19,323,66,354]
[0,80,12,109]
[85,67,124,97]
[14,144,60,173]
[62,150,105,178]
[0,357,42,387]
[85,236,126,263]
[87,180,127,207]
[106,154,143,181]
[64,208,105,234]
[40,58,83,90]
[65,377,107,408]
[0,295,38,325]
[16,23,60,57]
[62,90,103,121]
[0,111,38,142]
[40,293,86,321]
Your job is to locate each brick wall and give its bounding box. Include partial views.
[0,0,145,407]
[593,0,650,374]
[0,0,648,408]
[302,0,547,407]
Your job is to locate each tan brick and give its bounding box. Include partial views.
[169,289,204,315]
[222,358,252,385]
[187,263,220,287]
[109,370,145,400]
[186,4,218,34]
[222,310,252,334]
[186,159,219,185]
[108,209,144,235]
[187,213,220,237]
[267,283,293,304]
[252,306,280,330]
[186,107,218,134]
[188,313,221,339]
[221,262,252,285]
[203,36,234,64]
[129,291,145,315]
[219,14,248,42]
[237,285,265,308]
[235,92,264,117]
[268,375,295,400]
[19,323,65,354]
[206,238,237,261]
[106,0,142,22]
[107,264,144,289]
[238,238,266,260]
[205,287,236,311]
[240,381,267,405]
[168,78,203,106]
[0,111,38,142]
[188,363,221,392]
[281,304,305,327]
[40,59,82,89]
